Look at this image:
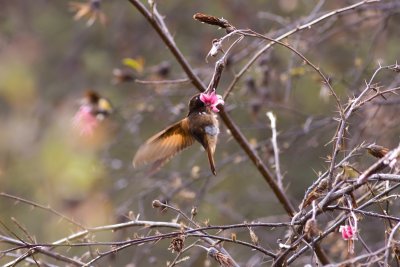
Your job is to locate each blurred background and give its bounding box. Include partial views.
[1,0,400,266]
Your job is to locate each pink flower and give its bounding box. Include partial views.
[72,105,98,136]
[339,225,357,240]
[199,91,224,112]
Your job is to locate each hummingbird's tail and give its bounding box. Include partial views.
[206,146,217,175]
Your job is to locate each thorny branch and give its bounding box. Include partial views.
[1,194,286,265]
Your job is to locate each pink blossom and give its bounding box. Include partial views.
[339,225,357,240]
[199,91,224,112]
[72,105,98,136]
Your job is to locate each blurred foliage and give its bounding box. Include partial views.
[0,0,400,266]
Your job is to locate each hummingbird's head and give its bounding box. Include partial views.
[83,90,113,118]
[188,94,205,114]
[188,90,224,114]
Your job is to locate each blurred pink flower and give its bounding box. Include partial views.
[72,105,98,136]
[200,91,224,112]
[339,225,357,240]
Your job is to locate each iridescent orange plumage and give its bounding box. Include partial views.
[133,92,223,175]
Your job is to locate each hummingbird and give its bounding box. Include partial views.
[82,90,113,119]
[133,90,224,175]
[72,90,113,136]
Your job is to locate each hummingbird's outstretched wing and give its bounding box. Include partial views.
[133,118,195,169]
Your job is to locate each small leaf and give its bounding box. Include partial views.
[341,165,360,179]
[231,232,237,242]
[290,66,306,77]
[249,228,259,245]
[122,57,145,73]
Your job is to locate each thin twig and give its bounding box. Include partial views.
[267,111,283,189]
[384,221,400,266]
[223,0,380,101]
[0,192,85,229]
[135,78,191,84]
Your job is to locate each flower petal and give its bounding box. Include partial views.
[200,93,207,103]
[339,225,356,240]
[199,91,224,113]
